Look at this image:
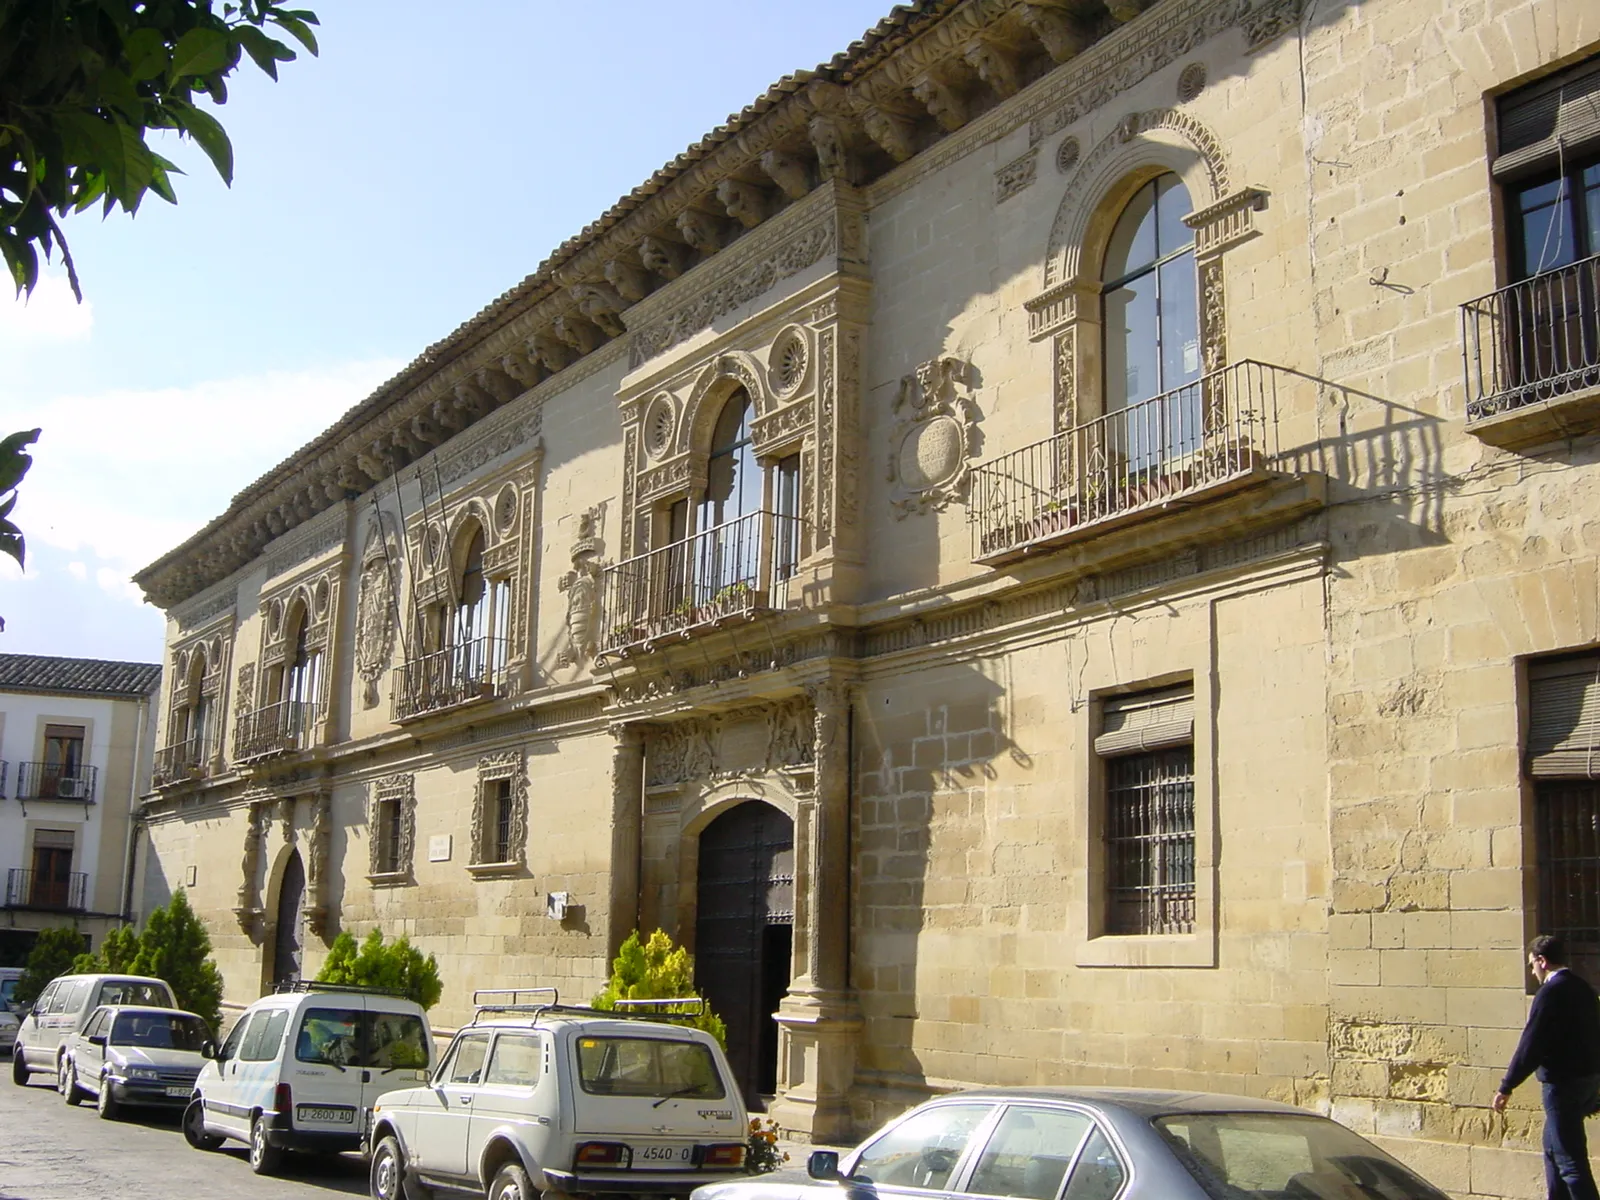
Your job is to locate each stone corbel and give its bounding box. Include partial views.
[806,82,863,184]
[715,178,768,229]
[963,38,1021,99]
[911,67,968,133]
[1107,0,1154,22]
[758,149,813,200]
[531,331,576,373]
[499,348,542,390]
[604,258,654,302]
[1018,3,1088,62]
[553,313,603,356]
[674,207,725,254]
[409,411,444,448]
[638,236,688,281]
[570,283,628,338]
[475,364,523,406]
[859,103,918,163]
[453,378,495,420]
[431,394,466,434]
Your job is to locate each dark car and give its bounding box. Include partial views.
[692,1088,1452,1200]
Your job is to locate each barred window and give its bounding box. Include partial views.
[491,778,514,865]
[1098,687,1195,936]
[1527,653,1600,980]
[374,797,403,875]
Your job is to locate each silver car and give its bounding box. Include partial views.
[692,1088,1450,1200]
[60,1005,211,1120]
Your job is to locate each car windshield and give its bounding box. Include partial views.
[575,1036,725,1099]
[110,1012,210,1051]
[0,979,16,1005]
[1154,1113,1452,1200]
[296,1008,429,1069]
[96,981,172,1008]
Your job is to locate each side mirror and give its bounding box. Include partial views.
[808,1150,842,1181]
[88,1034,106,1047]
[200,1040,217,1059]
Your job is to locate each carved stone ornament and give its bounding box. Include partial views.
[995,148,1038,205]
[355,524,400,710]
[235,662,256,717]
[887,357,981,518]
[472,750,529,867]
[643,394,678,460]
[767,326,810,399]
[303,794,332,939]
[234,799,271,936]
[646,719,719,788]
[766,698,815,770]
[557,505,607,669]
[368,773,417,880]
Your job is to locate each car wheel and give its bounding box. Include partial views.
[249,1114,282,1176]
[487,1160,532,1200]
[60,1059,87,1106]
[372,1135,431,1200]
[11,1048,27,1086]
[53,1056,66,1094]
[183,1100,225,1151]
[95,1074,121,1120]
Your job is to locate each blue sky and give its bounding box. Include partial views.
[0,0,895,665]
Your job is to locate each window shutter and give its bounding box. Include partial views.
[1494,59,1600,179]
[43,724,84,741]
[34,829,75,849]
[1527,655,1600,777]
[1095,686,1195,757]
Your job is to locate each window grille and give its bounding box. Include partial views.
[1099,686,1195,936]
[1528,653,1600,980]
[375,799,403,875]
[492,779,514,864]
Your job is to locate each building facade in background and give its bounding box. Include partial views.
[0,655,161,965]
[133,0,1600,1191]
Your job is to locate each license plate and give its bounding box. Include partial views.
[165,1086,190,1098]
[632,1144,694,1169]
[297,1105,355,1123]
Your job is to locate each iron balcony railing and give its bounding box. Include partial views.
[969,359,1283,562]
[600,509,805,657]
[1463,252,1600,420]
[234,699,319,763]
[152,737,207,788]
[392,635,509,721]
[5,869,88,912]
[15,762,98,803]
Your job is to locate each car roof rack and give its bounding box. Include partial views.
[467,990,709,1027]
[271,979,409,999]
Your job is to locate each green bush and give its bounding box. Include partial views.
[14,926,87,1005]
[592,929,727,1047]
[69,891,225,1029]
[316,929,442,1010]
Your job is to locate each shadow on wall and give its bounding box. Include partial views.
[851,655,1028,1115]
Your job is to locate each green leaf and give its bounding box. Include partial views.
[235,27,295,80]
[169,27,231,81]
[124,28,170,82]
[0,429,41,496]
[171,102,234,185]
[274,12,319,56]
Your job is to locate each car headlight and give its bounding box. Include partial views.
[126,1066,159,1080]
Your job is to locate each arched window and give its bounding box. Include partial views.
[1102,173,1200,414]
[448,521,510,683]
[285,602,320,714]
[453,525,488,646]
[699,390,760,532]
[185,651,210,757]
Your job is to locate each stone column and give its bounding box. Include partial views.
[771,680,861,1143]
[607,723,645,957]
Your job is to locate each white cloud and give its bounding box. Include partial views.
[66,561,87,581]
[0,271,93,353]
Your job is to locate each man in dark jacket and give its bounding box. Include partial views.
[1493,935,1600,1200]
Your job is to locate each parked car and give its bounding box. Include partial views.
[183,981,435,1175]
[0,1006,18,1054]
[367,990,749,1200]
[11,974,175,1086]
[690,1087,1453,1200]
[61,1005,212,1120]
[0,966,23,1012]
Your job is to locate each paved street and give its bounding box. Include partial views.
[0,1069,367,1200]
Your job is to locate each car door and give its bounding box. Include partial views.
[288,1003,367,1136]
[411,1031,491,1184]
[467,1032,544,1180]
[208,1011,256,1138]
[844,1102,999,1200]
[363,1004,433,1115]
[75,1008,110,1091]
[959,1105,1102,1200]
[19,982,59,1066]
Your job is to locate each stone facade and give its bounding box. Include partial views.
[133,0,1600,1192]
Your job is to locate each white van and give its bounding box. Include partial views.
[11,974,175,1086]
[184,981,435,1175]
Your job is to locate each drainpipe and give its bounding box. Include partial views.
[118,690,151,924]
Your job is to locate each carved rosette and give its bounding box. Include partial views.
[887,358,981,517]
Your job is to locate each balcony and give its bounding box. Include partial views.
[234,699,319,764]
[599,509,804,659]
[969,360,1288,564]
[392,636,509,722]
[5,869,88,912]
[15,762,98,803]
[152,737,207,789]
[1463,253,1600,449]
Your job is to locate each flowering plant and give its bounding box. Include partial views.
[746,1116,789,1174]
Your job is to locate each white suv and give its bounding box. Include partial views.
[368,991,749,1200]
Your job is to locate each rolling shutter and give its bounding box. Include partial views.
[1095,686,1194,757]
[1528,654,1600,777]
[1494,59,1600,180]
[33,829,75,849]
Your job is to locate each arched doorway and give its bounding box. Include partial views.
[272,850,306,984]
[695,801,794,1108]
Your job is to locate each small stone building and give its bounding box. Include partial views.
[135,0,1600,1193]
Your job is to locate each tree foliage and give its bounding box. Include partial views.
[0,0,320,299]
[316,929,443,1011]
[72,890,224,1029]
[592,929,727,1047]
[14,925,88,1005]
